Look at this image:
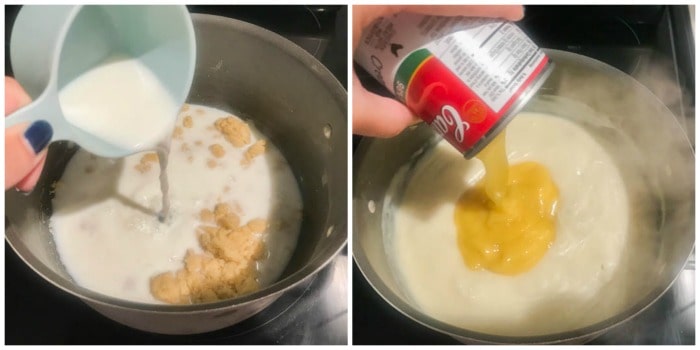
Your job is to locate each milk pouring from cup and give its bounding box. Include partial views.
[7,5,195,222]
[355,13,553,158]
[6,5,196,158]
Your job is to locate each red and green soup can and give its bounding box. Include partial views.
[355,13,553,158]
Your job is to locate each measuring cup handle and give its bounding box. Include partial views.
[5,92,70,141]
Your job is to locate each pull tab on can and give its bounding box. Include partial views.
[355,13,554,158]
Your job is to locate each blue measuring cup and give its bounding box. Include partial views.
[6,5,196,157]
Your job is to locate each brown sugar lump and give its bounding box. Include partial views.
[199,209,215,223]
[241,140,267,166]
[214,203,232,219]
[172,126,184,139]
[214,116,251,148]
[213,204,240,230]
[209,144,226,158]
[197,223,266,264]
[183,115,193,128]
[134,152,159,173]
[149,268,191,304]
[184,252,260,303]
[149,250,261,305]
[150,202,268,305]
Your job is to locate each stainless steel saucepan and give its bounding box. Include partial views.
[5,13,347,335]
[353,49,694,344]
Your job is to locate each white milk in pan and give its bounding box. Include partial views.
[50,105,303,304]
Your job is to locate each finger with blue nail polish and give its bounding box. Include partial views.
[24,120,53,154]
[5,77,52,191]
[5,120,54,190]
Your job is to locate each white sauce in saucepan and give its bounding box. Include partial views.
[50,105,303,304]
[391,113,631,336]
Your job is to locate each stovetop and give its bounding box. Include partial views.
[4,5,348,345]
[6,244,348,345]
[353,5,695,345]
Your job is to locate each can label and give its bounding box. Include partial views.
[355,13,551,155]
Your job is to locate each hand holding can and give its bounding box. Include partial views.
[354,7,552,158]
[352,5,525,138]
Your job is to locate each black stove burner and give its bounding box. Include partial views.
[4,5,348,345]
[192,253,347,345]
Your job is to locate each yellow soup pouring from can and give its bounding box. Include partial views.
[454,131,560,275]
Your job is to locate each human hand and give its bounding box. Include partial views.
[353,5,525,137]
[5,77,53,191]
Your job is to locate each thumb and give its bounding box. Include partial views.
[5,120,53,190]
[5,77,32,115]
[352,74,422,137]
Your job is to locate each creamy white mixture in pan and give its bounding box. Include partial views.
[50,105,302,304]
[390,113,631,336]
